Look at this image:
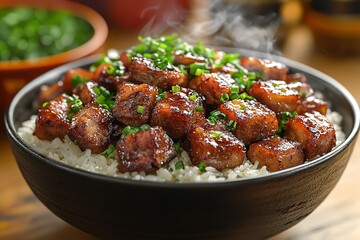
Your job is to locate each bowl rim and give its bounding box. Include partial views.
[0,0,108,71]
[5,50,360,188]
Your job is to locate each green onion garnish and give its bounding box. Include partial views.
[175,161,185,170]
[172,85,181,93]
[195,105,203,112]
[121,124,151,139]
[198,162,207,173]
[276,111,298,134]
[211,131,222,139]
[101,144,116,158]
[136,105,145,114]
[226,120,237,131]
[220,93,229,103]
[71,74,89,86]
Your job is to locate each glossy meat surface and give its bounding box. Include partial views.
[240,57,288,81]
[72,81,98,105]
[67,102,112,154]
[93,63,129,92]
[116,126,175,173]
[247,136,304,172]
[248,80,301,113]
[218,99,278,145]
[129,57,188,90]
[184,120,246,170]
[150,87,205,139]
[189,73,237,105]
[284,111,336,159]
[34,95,70,141]
[113,83,158,127]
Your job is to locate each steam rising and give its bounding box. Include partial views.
[139,0,281,54]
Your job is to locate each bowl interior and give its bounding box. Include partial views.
[5,50,360,182]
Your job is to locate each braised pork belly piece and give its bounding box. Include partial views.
[72,81,98,105]
[67,102,112,154]
[284,111,336,160]
[34,95,71,141]
[129,57,188,90]
[248,80,301,113]
[184,120,246,171]
[113,83,158,127]
[173,50,206,65]
[116,126,175,173]
[38,68,93,106]
[296,96,328,115]
[92,63,129,92]
[240,57,288,81]
[247,136,305,172]
[218,99,278,145]
[189,73,240,106]
[150,87,205,139]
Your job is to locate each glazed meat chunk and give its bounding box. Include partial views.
[248,80,301,113]
[173,50,206,65]
[296,95,328,115]
[67,102,112,154]
[284,111,336,159]
[61,68,94,94]
[129,57,188,90]
[93,63,129,92]
[150,87,205,139]
[240,57,288,81]
[117,126,175,173]
[72,81,98,105]
[189,73,239,106]
[113,83,158,127]
[184,120,246,171]
[34,95,71,141]
[218,99,278,145]
[38,68,93,105]
[247,136,305,172]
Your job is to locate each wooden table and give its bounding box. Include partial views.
[1,26,360,239]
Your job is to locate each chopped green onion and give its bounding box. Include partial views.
[175,161,185,170]
[71,74,89,86]
[239,92,254,100]
[220,93,229,103]
[195,105,203,112]
[276,111,298,134]
[198,162,207,173]
[136,105,145,114]
[208,110,227,124]
[230,86,239,94]
[139,124,151,131]
[211,131,222,139]
[174,142,181,151]
[189,93,197,101]
[189,62,209,76]
[172,85,181,93]
[240,105,247,110]
[93,86,115,110]
[121,124,151,139]
[66,95,84,120]
[101,145,116,158]
[226,120,237,131]
[42,101,49,108]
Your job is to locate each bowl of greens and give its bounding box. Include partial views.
[0,0,108,116]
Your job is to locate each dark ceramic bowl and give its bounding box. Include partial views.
[5,50,360,240]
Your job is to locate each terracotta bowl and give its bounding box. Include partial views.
[0,0,108,118]
[5,50,360,240]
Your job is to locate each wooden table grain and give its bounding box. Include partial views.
[1,27,360,240]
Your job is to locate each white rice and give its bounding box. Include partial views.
[18,110,345,182]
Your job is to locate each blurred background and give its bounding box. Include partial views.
[1,0,360,239]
